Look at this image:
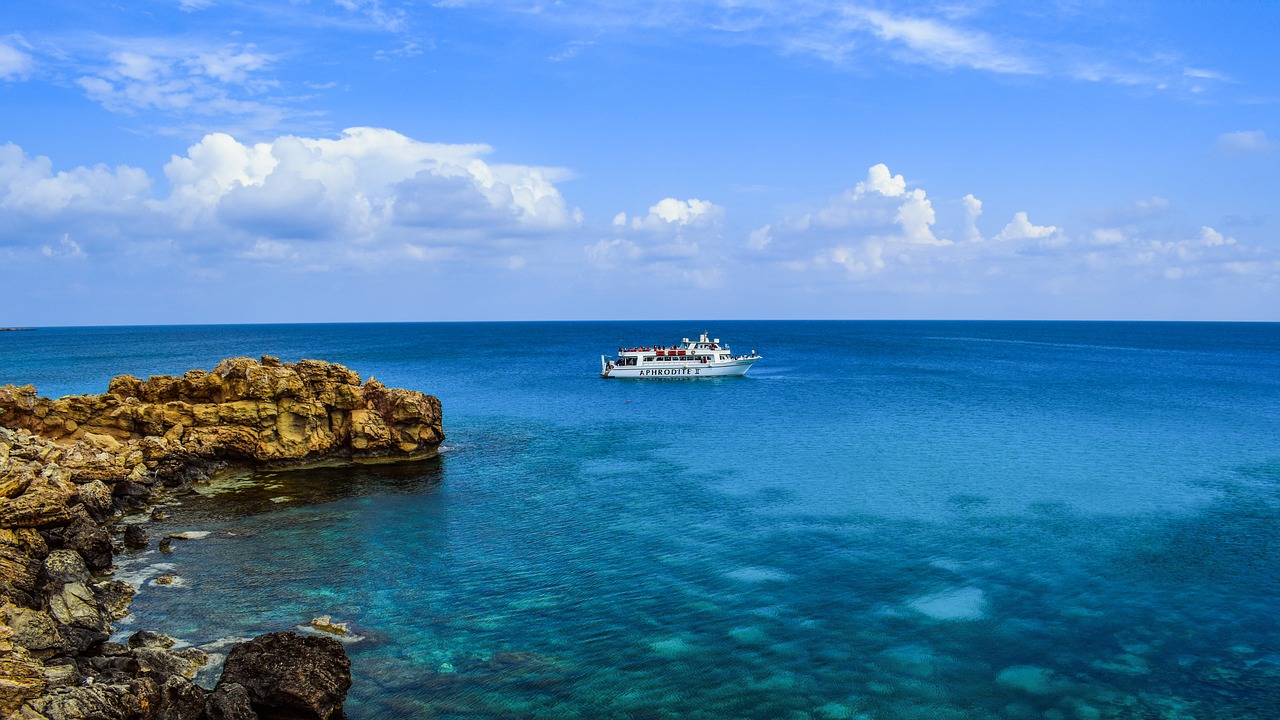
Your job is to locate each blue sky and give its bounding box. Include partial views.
[2,1,1277,324]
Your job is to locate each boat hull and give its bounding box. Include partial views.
[601,357,757,378]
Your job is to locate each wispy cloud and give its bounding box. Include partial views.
[72,39,288,135]
[432,1,1224,92]
[0,37,36,81]
[842,7,1035,75]
[1217,130,1273,154]
[334,0,410,33]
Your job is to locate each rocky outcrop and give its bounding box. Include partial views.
[0,357,437,719]
[0,355,442,472]
[218,632,351,720]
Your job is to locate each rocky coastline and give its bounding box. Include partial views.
[0,356,444,719]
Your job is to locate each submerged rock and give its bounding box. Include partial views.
[306,615,349,637]
[217,631,351,720]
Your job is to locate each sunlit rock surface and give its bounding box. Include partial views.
[0,357,441,719]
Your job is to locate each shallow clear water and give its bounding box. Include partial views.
[4,321,1279,719]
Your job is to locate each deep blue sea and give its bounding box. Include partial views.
[3,321,1279,719]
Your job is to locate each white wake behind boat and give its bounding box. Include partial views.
[601,333,761,378]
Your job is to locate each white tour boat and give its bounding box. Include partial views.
[601,332,761,378]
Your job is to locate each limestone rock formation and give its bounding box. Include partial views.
[0,356,442,471]
[0,357,440,719]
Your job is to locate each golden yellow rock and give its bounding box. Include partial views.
[0,638,47,717]
[1,356,441,484]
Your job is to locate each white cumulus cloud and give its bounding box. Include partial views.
[854,163,907,198]
[586,196,727,286]
[160,127,577,242]
[995,211,1060,243]
[629,197,724,230]
[0,129,579,269]
[961,193,983,242]
[764,163,949,275]
[0,143,152,218]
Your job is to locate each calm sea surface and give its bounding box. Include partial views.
[3,321,1279,719]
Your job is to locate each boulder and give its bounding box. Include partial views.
[123,523,148,550]
[157,676,211,720]
[75,480,115,522]
[2,604,63,659]
[128,630,176,649]
[41,549,90,587]
[47,581,104,631]
[206,682,258,720]
[217,631,350,720]
[60,506,114,571]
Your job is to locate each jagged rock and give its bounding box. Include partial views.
[0,466,33,499]
[47,581,104,631]
[75,480,115,522]
[0,627,48,716]
[41,662,79,689]
[0,488,73,528]
[131,646,209,683]
[17,676,160,720]
[128,630,176,649]
[0,528,48,603]
[206,682,258,720]
[123,524,148,550]
[306,615,349,637]
[1,357,441,467]
[59,506,114,571]
[1,358,443,716]
[217,631,350,720]
[97,641,132,657]
[158,675,210,720]
[41,549,90,587]
[97,581,136,621]
[2,604,63,659]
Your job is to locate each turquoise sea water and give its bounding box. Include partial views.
[3,321,1279,719]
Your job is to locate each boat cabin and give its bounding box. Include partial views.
[614,334,735,365]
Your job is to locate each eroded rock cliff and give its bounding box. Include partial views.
[0,356,442,719]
